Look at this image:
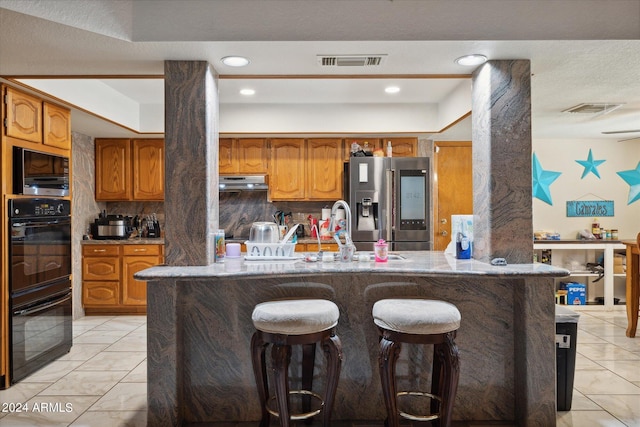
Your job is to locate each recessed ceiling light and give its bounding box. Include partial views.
[240,88,255,96]
[221,56,250,67]
[385,86,400,94]
[454,54,488,67]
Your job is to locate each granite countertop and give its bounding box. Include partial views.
[135,251,569,280]
[81,238,165,245]
[534,239,623,244]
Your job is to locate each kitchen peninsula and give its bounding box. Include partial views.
[136,252,569,426]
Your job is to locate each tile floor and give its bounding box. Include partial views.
[0,308,638,427]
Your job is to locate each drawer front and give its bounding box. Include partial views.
[123,245,162,256]
[83,245,121,256]
[83,281,120,306]
[83,257,120,281]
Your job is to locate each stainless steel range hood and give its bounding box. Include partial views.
[219,175,268,191]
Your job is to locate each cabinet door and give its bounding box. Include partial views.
[122,255,163,306]
[132,139,164,200]
[306,138,343,200]
[387,137,418,157]
[95,139,131,200]
[43,102,71,150]
[83,281,120,306]
[219,138,238,174]
[5,87,42,143]
[269,139,305,200]
[343,138,380,161]
[238,138,268,173]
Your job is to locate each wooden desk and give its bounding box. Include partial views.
[622,240,639,338]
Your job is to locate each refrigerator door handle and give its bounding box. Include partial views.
[385,167,394,242]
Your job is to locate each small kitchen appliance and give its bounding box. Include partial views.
[90,212,132,240]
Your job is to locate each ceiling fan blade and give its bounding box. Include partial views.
[602,129,640,134]
[618,136,640,142]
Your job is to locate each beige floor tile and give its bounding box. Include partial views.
[557,410,627,427]
[38,371,128,396]
[92,319,145,332]
[105,337,147,352]
[121,361,146,383]
[576,330,608,344]
[575,354,604,370]
[73,329,130,344]
[574,369,640,395]
[588,394,640,427]
[596,360,640,382]
[69,410,146,427]
[88,383,146,411]
[0,382,52,406]
[568,390,602,411]
[57,344,109,362]
[578,342,640,361]
[20,360,84,383]
[75,351,146,371]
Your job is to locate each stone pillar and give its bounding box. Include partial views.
[164,61,219,266]
[471,60,532,264]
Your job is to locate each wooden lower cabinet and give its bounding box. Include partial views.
[82,243,163,314]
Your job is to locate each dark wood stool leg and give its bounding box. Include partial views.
[321,332,343,427]
[379,334,402,427]
[431,342,443,426]
[301,343,316,423]
[272,343,292,427]
[251,332,270,427]
[435,332,460,427]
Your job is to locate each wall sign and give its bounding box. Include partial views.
[566,200,614,217]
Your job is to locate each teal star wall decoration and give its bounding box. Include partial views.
[532,153,562,205]
[616,161,640,205]
[576,148,606,179]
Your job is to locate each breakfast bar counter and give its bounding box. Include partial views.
[136,252,569,426]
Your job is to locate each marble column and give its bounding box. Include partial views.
[164,61,219,266]
[471,60,532,264]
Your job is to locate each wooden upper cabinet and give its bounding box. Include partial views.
[219,138,237,174]
[270,138,343,201]
[132,139,164,200]
[5,86,42,143]
[219,138,268,174]
[43,102,71,150]
[269,138,305,200]
[95,138,131,200]
[307,138,343,200]
[387,137,418,157]
[237,138,268,173]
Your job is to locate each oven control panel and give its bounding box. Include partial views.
[9,199,70,218]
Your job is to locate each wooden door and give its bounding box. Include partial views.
[433,141,473,251]
[218,138,237,174]
[306,138,343,200]
[95,139,131,200]
[132,139,164,200]
[5,86,42,143]
[238,138,268,173]
[388,137,418,157]
[43,102,71,150]
[269,139,305,200]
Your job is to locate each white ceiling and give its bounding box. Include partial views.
[1,0,639,141]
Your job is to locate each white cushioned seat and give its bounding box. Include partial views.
[373,299,461,335]
[252,299,339,335]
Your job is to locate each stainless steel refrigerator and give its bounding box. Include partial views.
[348,156,431,251]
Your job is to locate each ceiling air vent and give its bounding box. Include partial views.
[317,54,387,67]
[562,103,623,114]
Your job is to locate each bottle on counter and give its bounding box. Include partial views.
[386,140,393,157]
[592,218,601,239]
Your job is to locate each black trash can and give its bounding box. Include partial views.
[555,304,580,411]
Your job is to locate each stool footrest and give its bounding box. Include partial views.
[397,391,441,422]
[266,390,324,420]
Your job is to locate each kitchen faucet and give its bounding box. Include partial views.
[331,200,352,242]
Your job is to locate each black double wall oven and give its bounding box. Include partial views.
[9,198,72,384]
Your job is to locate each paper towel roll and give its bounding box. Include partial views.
[321,208,331,220]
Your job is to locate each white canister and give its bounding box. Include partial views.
[321,208,332,220]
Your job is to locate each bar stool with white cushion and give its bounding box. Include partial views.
[373,298,461,427]
[251,299,342,427]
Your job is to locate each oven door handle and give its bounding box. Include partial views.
[13,293,71,316]
[14,220,69,227]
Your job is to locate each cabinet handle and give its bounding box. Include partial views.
[133,248,147,252]
[93,249,106,253]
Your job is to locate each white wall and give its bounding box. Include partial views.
[533,138,640,240]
